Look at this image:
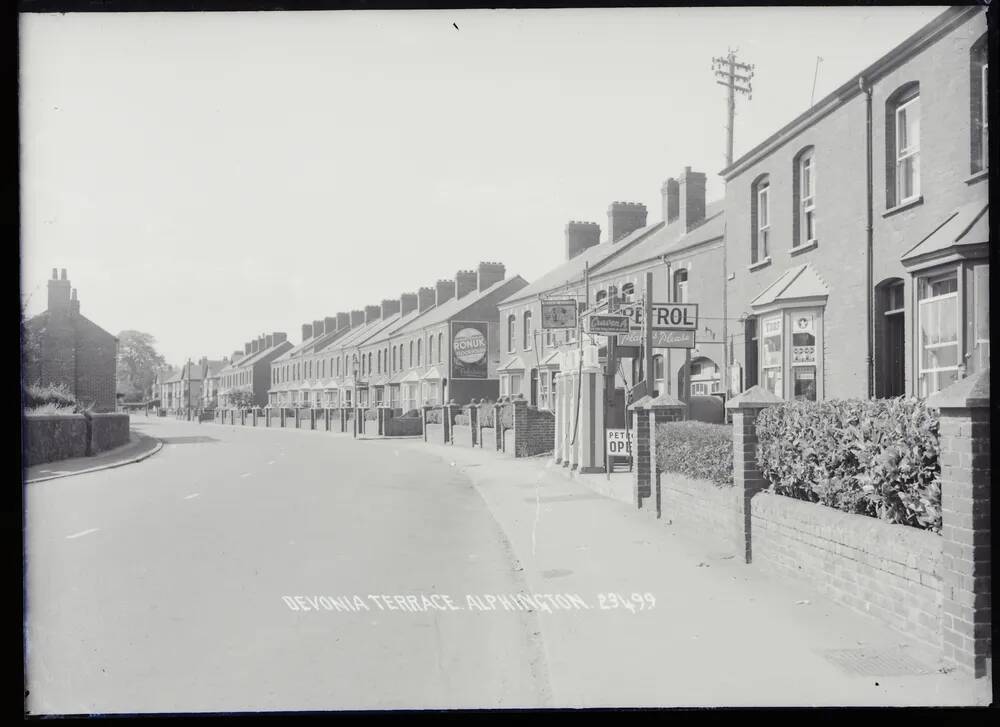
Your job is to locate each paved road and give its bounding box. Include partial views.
[25,418,550,713]
[25,417,983,712]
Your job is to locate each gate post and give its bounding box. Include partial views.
[646,393,687,518]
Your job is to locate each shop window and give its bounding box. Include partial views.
[793,146,816,247]
[971,35,988,173]
[886,83,920,208]
[790,312,818,401]
[523,311,533,350]
[751,175,770,263]
[917,271,960,396]
[652,354,664,397]
[510,373,523,398]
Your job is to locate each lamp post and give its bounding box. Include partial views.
[352,353,359,439]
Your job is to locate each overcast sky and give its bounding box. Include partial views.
[20,7,945,365]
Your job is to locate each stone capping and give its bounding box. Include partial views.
[627,395,653,411]
[725,384,784,409]
[926,368,989,409]
[647,392,685,409]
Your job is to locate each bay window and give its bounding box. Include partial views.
[790,311,818,401]
[760,314,783,396]
[917,271,960,396]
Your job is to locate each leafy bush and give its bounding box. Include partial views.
[454,413,471,426]
[398,409,421,419]
[499,404,514,430]
[24,383,77,410]
[478,401,495,427]
[755,397,941,532]
[425,408,442,424]
[655,421,733,487]
[25,403,81,417]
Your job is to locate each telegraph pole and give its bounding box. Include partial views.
[712,49,754,168]
[713,50,753,403]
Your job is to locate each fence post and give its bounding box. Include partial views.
[443,400,457,444]
[725,385,783,564]
[494,400,505,451]
[630,396,651,508]
[646,393,687,518]
[468,402,479,447]
[927,369,991,679]
[252,409,258,427]
[309,408,316,430]
[510,396,528,457]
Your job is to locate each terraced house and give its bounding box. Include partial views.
[218,332,292,408]
[724,5,989,402]
[268,315,354,408]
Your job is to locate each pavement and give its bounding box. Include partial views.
[25,430,163,483]
[24,417,987,713]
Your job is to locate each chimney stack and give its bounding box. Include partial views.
[662,178,680,224]
[417,286,435,313]
[324,316,337,334]
[365,304,381,323]
[244,342,252,354]
[336,312,350,331]
[477,262,505,291]
[61,268,67,280]
[272,332,287,344]
[313,319,324,337]
[565,221,601,260]
[258,335,266,351]
[265,334,274,349]
[435,279,456,306]
[301,323,313,341]
[70,288,80,315]
[400,292,418,317]
[455,270,477,299]
[607,202,648,243]
[350,309,365,327]
[251,339,260,354]
[381,298,401,319]
[47,266,72,313]
[678,166,707,232]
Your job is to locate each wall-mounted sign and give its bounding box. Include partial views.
[618,329,696,349]
[617,302,699,331]
[586,314,630,336]
[540,300,578,329]
[450,321,489,379]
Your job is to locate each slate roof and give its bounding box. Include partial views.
[901,200,989,265]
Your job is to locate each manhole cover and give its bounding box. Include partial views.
[820,648,934,677]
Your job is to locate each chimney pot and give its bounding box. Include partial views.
[60,268,67,280]
[336,312,350,330]
[662,178,680,224]
[381,298,401,319]
[400,292,418,317]
[435,279,456,306]
[365,304,381,323]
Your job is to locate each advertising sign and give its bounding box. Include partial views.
[586,314,630,336]
[540,300,578,329]
[606,429,633,457]
[618,329,696,349]
[450,321,489,379]
[618,302,699,331]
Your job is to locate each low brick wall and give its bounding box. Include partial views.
[502,428,514,455]
[364,417,379,436]
[515,407,555,457]
[479,426,496,449]
[452,424,474,447]
[24,414,89,466]
[89,413,130,455]
[425,422,446,445]
[751,492,944,650]
[659,471,739,536]
[386,417,421,436]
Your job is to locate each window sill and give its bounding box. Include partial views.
[883,196,924,218]
[790,239,818,256]
[748,257,772,272]
[965,169,989,185]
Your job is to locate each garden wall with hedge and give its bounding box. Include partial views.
[25,412,130,467]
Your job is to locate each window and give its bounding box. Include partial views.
[392,346,396,372]
[917,271,959,396]
[652,354,664,397]
[793,147,816,247]
[416,339,422,366]
[790,312,818,401]
[368,352,372,374]
[538,371,550,410]
[751,176,770,263]
[673,269,688,303]
[409,341,414,367]
[510,373,523,397]
[760,314,783,396]
[621,283,635,304]
[507,314,516,352]
[876,279,906,398]
[336,358,340,377]
[971,36,989,173]
[523,311,533,350]
[437,333,443,363]
[886,84,920,207]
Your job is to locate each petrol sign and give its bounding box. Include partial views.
[606,429,633,457]
[617,302,699,331]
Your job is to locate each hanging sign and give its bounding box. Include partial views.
[587,314,630,336]
[618,302,699,331]
[541,300,578,329]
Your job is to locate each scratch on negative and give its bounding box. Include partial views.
[532,474,542,556]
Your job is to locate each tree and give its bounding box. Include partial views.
[228,387,256,409]
[21,305,41,385]
[116,330,167,401]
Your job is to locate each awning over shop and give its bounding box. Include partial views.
[901,200,988,271]
[498,356,526,372]
[750,263,829,311]
[421,366,443,380]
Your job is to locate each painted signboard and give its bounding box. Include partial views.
[618,329,697,349]
[606,428,633,456]
[450,321,489,379]
[586,314,630,336]
[540,299,578,329]
[617,302,699,331]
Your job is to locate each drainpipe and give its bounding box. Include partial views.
[860,75,875,398]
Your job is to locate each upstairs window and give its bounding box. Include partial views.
[417,339,422,366]
[507,314,516,352]
[673,269,688,303]
[621,283,635,305]
[793,147,816,247]
[523,311,533,350]
[437,333,443,363]
[971,36,988,173]
[886,83,920,207]
[750,175,770,263]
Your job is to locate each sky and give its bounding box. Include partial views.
[20,6,946,366]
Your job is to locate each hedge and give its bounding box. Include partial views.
[425,408,442,424]
[454,413,471,426]
[24,383,78,411]
[755,397,941,532]
[654,421,733,487]
[364,409,378,421]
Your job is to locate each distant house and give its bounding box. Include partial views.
[24,268,118,412]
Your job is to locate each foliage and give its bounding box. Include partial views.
[227,387,256,409]
[24,382,78,411]
[425,408,442,424]
[21,305,41,376]
[454,413,471,426]
[478,401,495,427]
[755,397,941,532]
[25,403,82,417]
[654,421,733,487]
[116,330,167,400]
[499,404,514,430]
[364,409,378,421]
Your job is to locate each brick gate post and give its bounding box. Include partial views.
[443,400,457,444]
[629,396,652,509]
[927,370,991,679]
[494,401,504,451]
[646,393,687,519]
[468,401,479,447]
[725,385,782,564]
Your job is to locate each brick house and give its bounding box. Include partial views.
[218,333,292,408]
[268,315,355,408]
[497,176,726,426]
[24,268,118,412]
[723,6,988,402]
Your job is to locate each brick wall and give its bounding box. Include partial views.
[24,414,89,466]
[659,471,739,537]
[88,413,130,455]
[751,492,943,650]
[73,317,117,412]
[452,424,474,447]
[513,406,555,457]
